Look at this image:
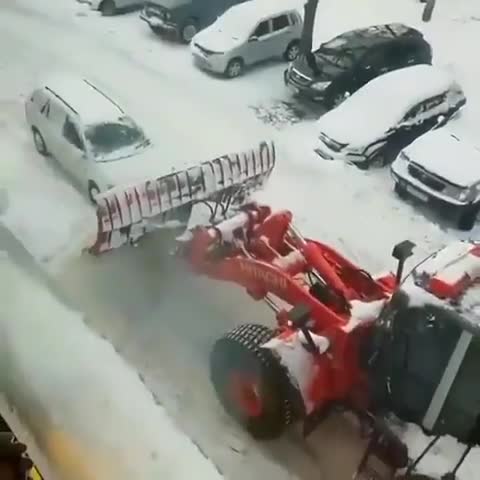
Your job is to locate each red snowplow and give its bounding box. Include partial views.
[88,151,480,478]
[175,205,480,479]
[179,204,401,434]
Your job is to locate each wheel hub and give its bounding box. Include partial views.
[229,372,263,418]
[229,63,241,77]
[288,46,299,60]
[183,25,196,42]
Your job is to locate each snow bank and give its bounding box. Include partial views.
[0,252,223,480]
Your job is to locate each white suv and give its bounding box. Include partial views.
[25,75,159,203]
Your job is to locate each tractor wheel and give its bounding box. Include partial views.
[210,323,302,440]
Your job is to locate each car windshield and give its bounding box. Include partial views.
[320,36,349,49]
[85,116,149,161]
[314,49,356,74]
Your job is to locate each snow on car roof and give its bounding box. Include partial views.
[404,127,480,188]
[318,22,419,52]
[44,74,124,126]
[317,65,459,147]
[224,0,301,25]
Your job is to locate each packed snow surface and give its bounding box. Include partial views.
[316,65,460,147]
[396,423,480,479]
[404,127,480,188]
[0,252,224,480]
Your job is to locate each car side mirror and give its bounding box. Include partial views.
[248,36,258,42]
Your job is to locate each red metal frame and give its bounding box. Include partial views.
[180,203,397,414]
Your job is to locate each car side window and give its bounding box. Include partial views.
[251,20,270,38]
[272,14,289,32]
[63,117,84,151]
[359,48,385,71]
[404,104,422,121]
[288,13,299,25]
[383,43,407,67]
[421,94,445,111]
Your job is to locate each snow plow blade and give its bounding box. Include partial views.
[89,140,276,254]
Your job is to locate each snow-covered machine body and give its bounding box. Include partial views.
[370,241,480,444]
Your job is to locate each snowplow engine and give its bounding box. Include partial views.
[366,241,480,445]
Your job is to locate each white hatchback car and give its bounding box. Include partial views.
[391,127,480,231]
[191,0,303,78]
[25,75,161,203]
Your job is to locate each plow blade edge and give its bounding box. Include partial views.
[89,140,276,254]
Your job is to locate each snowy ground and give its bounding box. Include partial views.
[0,238,224,480]
[1,0,480,478]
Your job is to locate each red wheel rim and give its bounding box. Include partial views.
[228,372,263,418]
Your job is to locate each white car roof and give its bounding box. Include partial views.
[43,75,124,126]
[317,65,461,147]
[405,127,480,187]
[226,0,300,23]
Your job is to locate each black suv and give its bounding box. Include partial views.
[284,23,432,109]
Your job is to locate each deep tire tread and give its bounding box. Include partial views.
[210,323,300,439]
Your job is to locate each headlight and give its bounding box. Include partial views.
[455,183,480,202]
[311,81,331,91]
[440,183,476,202]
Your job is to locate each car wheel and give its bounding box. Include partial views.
[88,181,101,205]
[327,90,348,110]
[394,182,408,199]
[100,0,116,16]
[225,58,244,79]
[149,25,163,36]
[284,40,300,62]
[179,20,197,44]
[32,128,48,156]
[457,204,480,231]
